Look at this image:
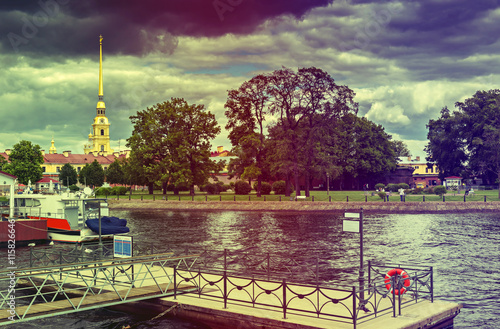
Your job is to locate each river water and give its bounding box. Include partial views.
[8,210,500,328]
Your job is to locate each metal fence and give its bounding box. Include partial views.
[173,261,434,329]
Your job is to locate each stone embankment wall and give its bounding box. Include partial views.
[108,199,500,213]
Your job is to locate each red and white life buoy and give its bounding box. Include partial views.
[384,268,410,295]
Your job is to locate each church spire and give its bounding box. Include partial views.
[97,35,106,114]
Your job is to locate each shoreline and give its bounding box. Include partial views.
[107,199,500,214]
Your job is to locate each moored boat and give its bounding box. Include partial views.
[12,192,129,243]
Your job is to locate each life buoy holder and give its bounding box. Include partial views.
[384,268,410,295]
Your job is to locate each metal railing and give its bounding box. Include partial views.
[172,261,434,328]
[0,253,199,325]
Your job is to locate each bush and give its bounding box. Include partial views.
[95,187,111,196]
[222,184,231,192]
[69,185,80,192]
[203,183,220,195]
[272,181,287,194]
[411,187,424,194]
[111,186,128,195]
[229,181,235,189]
[166,183,190,192]
[377,192,386,200]
[386,184,399,192]
[252,181,272,195]
[234,180,252,195]
[397,183,410,190]
[374,183,385,190]
[434,185,447,195]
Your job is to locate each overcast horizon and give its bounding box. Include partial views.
[1,0,499,159]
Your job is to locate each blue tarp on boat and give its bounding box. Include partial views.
[85,216,130,235]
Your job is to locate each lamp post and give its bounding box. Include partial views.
[327,173,330,195]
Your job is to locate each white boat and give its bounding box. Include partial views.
[13,192,127,243]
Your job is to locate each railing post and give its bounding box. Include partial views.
[205,195,207,201]
[352,286,357,329]
[264,196,266,201]
[173,265,177,299]
[484,195,487,202]
[392,275,396,317]
[365,195,367,202]
[282,279,287,319]
[234,196,236,201]
[442,195,445,202]
[30,245,33,267]
[224,271,227,309]
[312,196,314,202]
[329,196,331,202]
[347,196,349,202]
[423,195,425,202]
[192,195,194,201]
[267,253,270,281]
[220,195,222,202]
[153,195,155,201]
[166,194,168,201]
[280,196,281,202]
[464,194,466,202]
[179,195,181,201]
[430,266,434,303]
[224,249,227,272]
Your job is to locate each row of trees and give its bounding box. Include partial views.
[0,139,127,188]
[2,67,409,194]
[225,67,409,197]
[426,89,500,198]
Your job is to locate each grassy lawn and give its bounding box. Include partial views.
[107,188,500,202]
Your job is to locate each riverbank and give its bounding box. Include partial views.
[107,199,500,213]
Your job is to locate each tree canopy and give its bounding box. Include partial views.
[426,89,500,196]
[78,160,105,188]
[4,140,43,185]
[224,66,405,193]
[127,97,223,195]
[59,163,78,187]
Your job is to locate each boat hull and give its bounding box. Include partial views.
[48,227,116,244]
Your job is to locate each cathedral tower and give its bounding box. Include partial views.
[84,35,114,155]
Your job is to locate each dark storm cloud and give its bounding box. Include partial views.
[0,0,333,56]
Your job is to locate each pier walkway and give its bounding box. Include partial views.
[1,250,462,328]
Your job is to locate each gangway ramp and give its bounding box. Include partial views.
[0,252,199,325]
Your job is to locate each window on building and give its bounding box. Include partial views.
[430,167,433,173]
[77,167,81,172]
[42,167,46,172]
[415,166,419,169]
[56,167,60,172]
[101,145,104,152]
[100,129,104,136]
[426,168,429,173]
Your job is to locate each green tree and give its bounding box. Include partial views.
[105,158,124,185]
[59,163,78,187]
[0,156,8,172]
[225,75,269,197]
[426,90,500,197]
[329,114,399,189]
[127,98,223,196]
[4,140,43,185]
[78,160,104,188]
[425,107,467,181]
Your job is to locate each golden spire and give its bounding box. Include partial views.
[97,34,106,112]
[49,136,57,154]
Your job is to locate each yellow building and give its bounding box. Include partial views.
[84,35,114,156]
[398,156,441,188]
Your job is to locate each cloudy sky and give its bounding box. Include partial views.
[0,0,499,159]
